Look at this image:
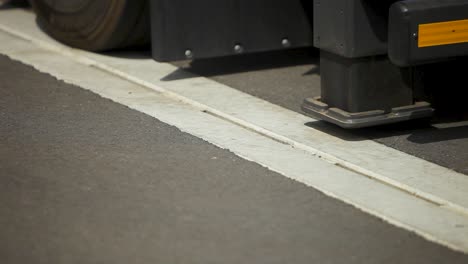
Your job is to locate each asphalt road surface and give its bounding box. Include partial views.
[1,2,468,262]
[2,54,468,264]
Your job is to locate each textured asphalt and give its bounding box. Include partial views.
[173,49,468,175]
[2,55,468,263]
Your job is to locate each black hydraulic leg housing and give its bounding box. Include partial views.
[301,0,454,128]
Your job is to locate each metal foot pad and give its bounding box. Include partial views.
[302,97,434,129]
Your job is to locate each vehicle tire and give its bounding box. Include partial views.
[29,0,150,51]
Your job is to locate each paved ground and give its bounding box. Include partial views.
[2,55,468,263]
[173,50,468,175]
[2,2,468,262]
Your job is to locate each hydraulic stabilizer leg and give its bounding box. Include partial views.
[302,0,433,128]
[302,52,433,128]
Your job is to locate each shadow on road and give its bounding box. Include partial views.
[162,48,319,81]
[306,115,468,145]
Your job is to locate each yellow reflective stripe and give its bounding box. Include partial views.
[418,19,468,47]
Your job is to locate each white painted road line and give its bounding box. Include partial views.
[1,8,468,253]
